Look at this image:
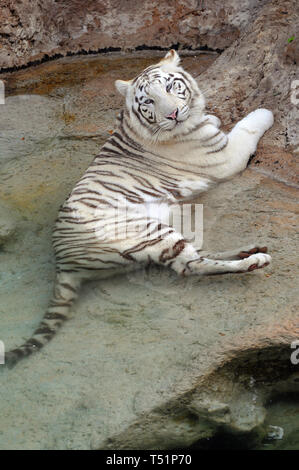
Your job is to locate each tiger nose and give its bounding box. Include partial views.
[166,108,178,120]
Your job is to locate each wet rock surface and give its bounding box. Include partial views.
[0,5,298,449]
[0,0,267,69]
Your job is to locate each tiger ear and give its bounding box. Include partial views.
[161,49,180,66]
[115,80,131,96]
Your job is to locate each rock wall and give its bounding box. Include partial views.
[197,0,299,185]
[0,0,268,69]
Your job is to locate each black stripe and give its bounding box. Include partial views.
[202,135,225,148]
[44,312,68,321]
[179,118,209,137]
[132,106,151,129]
[34,325,55,335]
[206,138,228,154]
[201,130,221,143]
[25,338,43,349]
[60,282,77,293]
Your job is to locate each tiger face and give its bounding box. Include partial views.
[115,50,205,142]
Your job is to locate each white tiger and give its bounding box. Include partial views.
[5,50,273,367]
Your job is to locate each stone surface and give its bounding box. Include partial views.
[0,49,298,449]
[0,0,268,69]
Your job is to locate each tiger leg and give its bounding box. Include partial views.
[219,109,274,179]
[128,228,271,276]
[197,244,268,261]
[172,247,271,276]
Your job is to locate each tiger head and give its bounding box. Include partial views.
[115,50,205,142]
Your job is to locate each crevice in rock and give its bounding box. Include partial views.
[0,44,223,75]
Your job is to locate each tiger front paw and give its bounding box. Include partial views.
[240,109,274,135]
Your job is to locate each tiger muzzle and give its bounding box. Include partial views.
[166,108,178,120]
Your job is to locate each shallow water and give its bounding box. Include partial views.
[0,52,298,450]
[192,395,299,450]
[257,395,299,450]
